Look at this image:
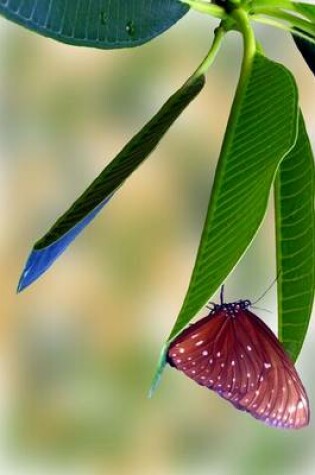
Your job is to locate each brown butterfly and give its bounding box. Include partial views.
[167,288,309,429]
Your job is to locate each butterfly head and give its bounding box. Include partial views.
[209,299,252,317]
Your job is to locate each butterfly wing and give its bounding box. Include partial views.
[237,309,309,429]
[167,308,309,429]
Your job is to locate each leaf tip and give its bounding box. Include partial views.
[17,248,48,292]
[148,345,168,398]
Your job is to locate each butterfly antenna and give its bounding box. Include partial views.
[252,271,281,305]
[251,305,273,314]
[220,285,225,305]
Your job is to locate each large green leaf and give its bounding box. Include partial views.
[150,53,298,392]
[275,112,315,362]
[167,53,298,341]
[0,0,188,49]
[17,75,205,292]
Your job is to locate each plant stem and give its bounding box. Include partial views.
[232,8,256,72]
[189,25,226,81]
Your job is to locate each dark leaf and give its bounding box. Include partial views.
[17,75,205,291]
[0,0,188,49]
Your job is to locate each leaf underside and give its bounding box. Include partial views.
[0,0,188,49]
[17,75,205,292]
[167,53,298,343]
[275,112,315,362]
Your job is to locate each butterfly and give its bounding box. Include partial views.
[167,287,310,429]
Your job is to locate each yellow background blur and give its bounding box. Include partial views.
[0,10,314,475]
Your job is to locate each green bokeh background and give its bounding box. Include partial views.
[0,10,314,475]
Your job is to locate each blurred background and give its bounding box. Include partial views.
[0,8,314,475]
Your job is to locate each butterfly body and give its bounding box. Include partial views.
[167,298,309,429]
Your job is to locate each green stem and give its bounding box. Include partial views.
[189,25,226,81]
[232,8,256,71]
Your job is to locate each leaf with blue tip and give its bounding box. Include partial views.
[0,0,188,49]
[17,196,113,292]
[18,75,205,292]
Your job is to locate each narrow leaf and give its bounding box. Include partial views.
[151,53,298,390]
[293,3,315,23]
[275,111,315,362]
[0,0,188,49]
[17,75,205,292]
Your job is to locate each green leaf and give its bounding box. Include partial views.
[167,53,298,341]
[293,2,315,23]
[0,0,188,49]
[17,75,205,292]
[150,53,298,389]
[275,111,315,362]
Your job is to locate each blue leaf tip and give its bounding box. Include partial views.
[17,197,113,292]
[17,246,58,292]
